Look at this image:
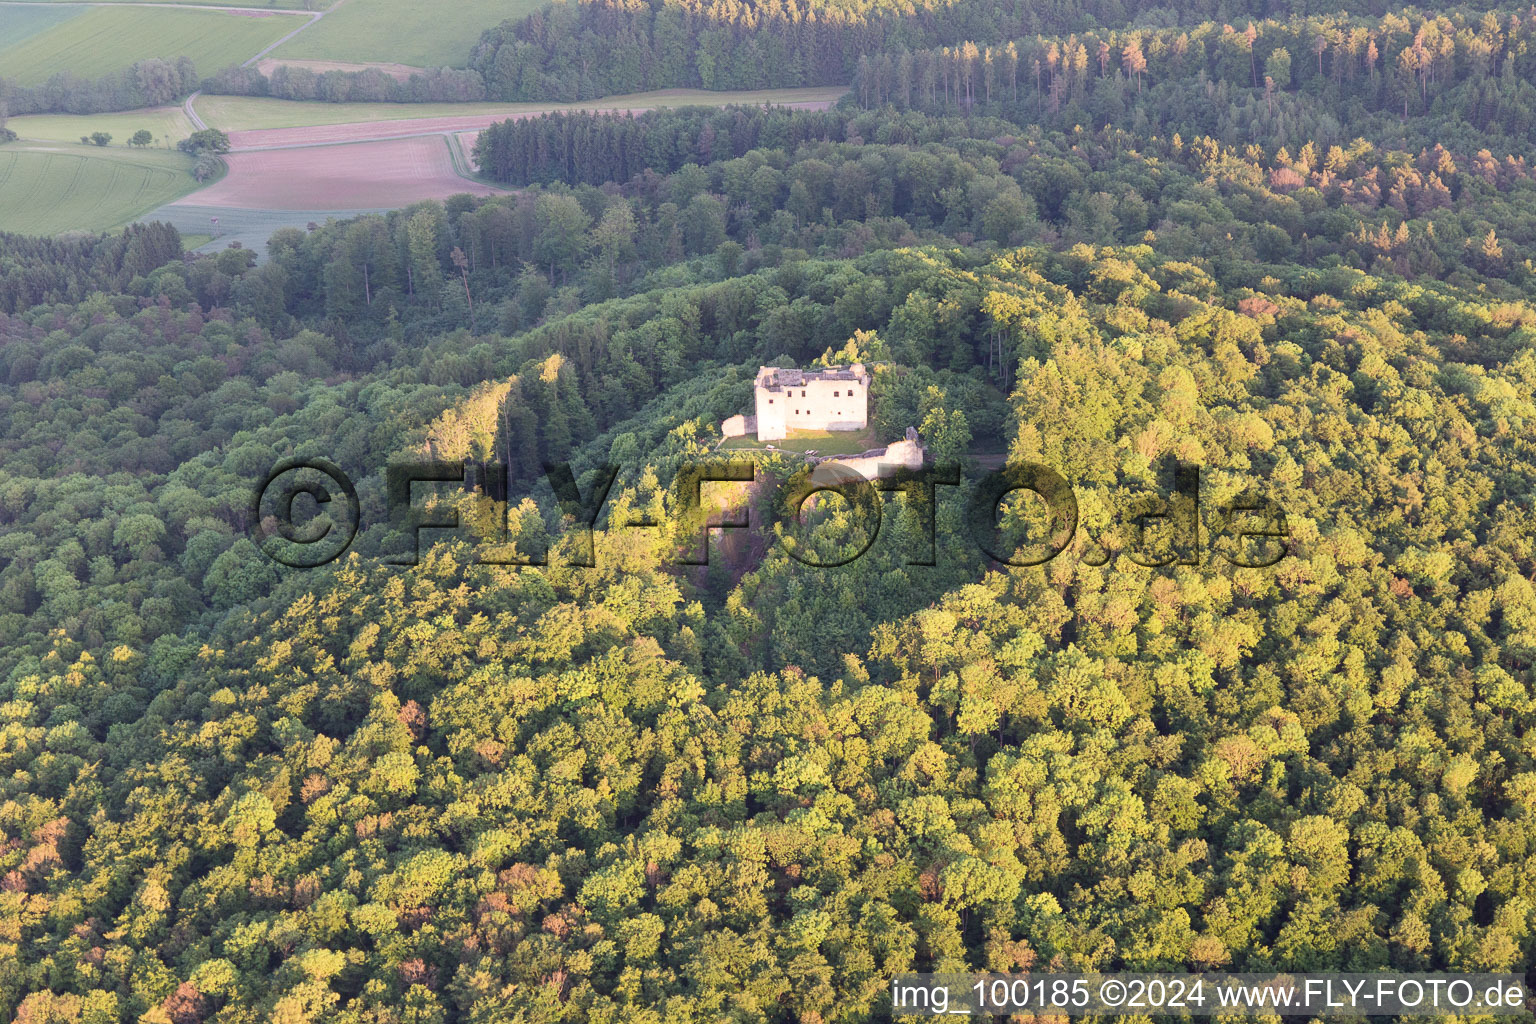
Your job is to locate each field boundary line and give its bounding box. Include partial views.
[230,127,490,152]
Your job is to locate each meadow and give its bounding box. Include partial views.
[0,3,83,49]
[3,0,324,8]
[7,107,197,147]
[192,87,851,131]
[0,145,198,235]
[0,6,302,85]
[265,0,544,69]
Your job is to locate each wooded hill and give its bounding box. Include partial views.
[4,2,1536,1021]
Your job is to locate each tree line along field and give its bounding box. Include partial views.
[262,0,545,70]
[0,145,198,235]
[0,5,302,86]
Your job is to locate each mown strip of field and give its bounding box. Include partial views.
[194,87,851,131]
[0,145,198,235]
[0,6,302,85]
[146,204,390,257]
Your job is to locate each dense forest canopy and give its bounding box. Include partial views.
[4,1,1536,1022]
[465,0,1536,101]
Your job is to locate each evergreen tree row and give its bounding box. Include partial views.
[0,223,184,315]
[473,105,854,186]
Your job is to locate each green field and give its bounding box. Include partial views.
[2,0,326,8]
[8,106,197,148]
[193,87,850,130]
[0,6,302,85]
[0,145,198,235]
[0,3,84,49]
[266,0,543,68]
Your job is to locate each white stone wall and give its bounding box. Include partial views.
[825,438,925,480]
[755,387,788,441]
[754,365,868,441]
[720,414,756,438]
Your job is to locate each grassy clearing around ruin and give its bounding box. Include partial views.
[721,428,880,456]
